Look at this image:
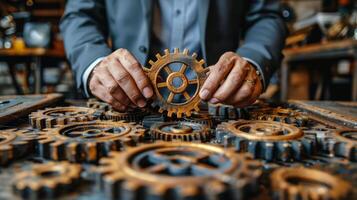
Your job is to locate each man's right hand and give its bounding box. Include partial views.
[88,48,154,111]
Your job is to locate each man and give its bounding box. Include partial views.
[60,0,287,111]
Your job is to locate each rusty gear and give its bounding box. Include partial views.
[37,120,146,163]
[87,98,111,111]
[182,111,215,128]
[94,142,262,200]
[13,161,82,199]
[0,128,45,166]
[320,129,357,161]
[144,48,207,118]
[104,108,148,123]
[249,107,308,127]
[29,106,102,129]
[150,121,210,142]
[216,120,317,161]
[271,167,351,200]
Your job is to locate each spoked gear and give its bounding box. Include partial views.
[37,120,146,163]
[29,106,102,129]
[144,48,207,118]
[216,120,317,161]
[87,98,111,111]
[270,167,351,200]
[248,107,308,127]
[94,142,262,200]
[320,129,357,161]
[104,108,148,123]
[150,121,210,142]
[182,111,215,128]
[0,128,45,166]
[13,161,82,199]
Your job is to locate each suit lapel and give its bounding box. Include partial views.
[198,0,210,62]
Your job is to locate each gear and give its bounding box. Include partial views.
[144,48,207,118]
[104,108,148,123]
[248,107,308,127]
[216,120,317,161]
[87,98,111,111]
[271,167,351,200]
[208,103,245,121]
[0,128,45,166]
[13,161,82,199]
[182,111,215,128]
[94,142,262,200]
[37,120,146,163]
[29,106,102,129]
[320,129,357,161]
[150,121,210,142]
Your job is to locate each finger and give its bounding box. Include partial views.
[234,81,262,108]
[94,65,131,107]
[199,52,236,100]
[89,76,126,111]
[115,48,153,99]
[224,79,256,106]
[106,57,146,107]
[210,59,250,103]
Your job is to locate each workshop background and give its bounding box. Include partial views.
[0,0,356,100]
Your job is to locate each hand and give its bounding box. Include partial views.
[199,52,262,107]
[89,48,154,111]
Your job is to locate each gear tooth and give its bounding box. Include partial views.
[174,48,179,54]
[177,112,182,118]
[198,59,205,66]
[183,48,189,55]
[143,66,150,72]
[185,111,191,117]
[155,53,162,59]
[158,108,164,113]
[167,111,173,117]
[191,52,197,58]
[164,49,170,55]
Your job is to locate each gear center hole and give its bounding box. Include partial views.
[40,170,61,178]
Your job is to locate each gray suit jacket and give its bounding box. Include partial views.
[60,0,287,94]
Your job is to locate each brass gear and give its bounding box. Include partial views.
[150,121,210,142]
[29,106,102,129]
[249,107,308,127]
[104,108,148,123]
[87,98,111,111]
[216,120,317,161]
[144,48,207,118]
[0,128,45,166]
[320,129,357,161]
[37,120,146,163]
[94,142,262,200]
[182,111,215,128]
[13,161,82,199]
[271,167,351,200]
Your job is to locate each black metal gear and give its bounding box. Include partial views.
[29,106,102,129]
[182,111,215,128]
[320,129,357,161]
[94,142,262,200]
[150,121,211,142]
[12,161,82,199]
[104,108,149,123]
[87,98,111,111]
[0,128,45,166]
[270,167,351,200]
[216,120,317,161]
[248,107,309,127]
[208,103,245,121]
[37,120,146,163]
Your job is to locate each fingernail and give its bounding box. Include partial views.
[209,98,220,104]
[143,87,153,98]
[137,99,147,107]
[200,89,210,100]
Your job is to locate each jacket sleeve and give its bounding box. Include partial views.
[60,0,112,92]
[236,0,287,90]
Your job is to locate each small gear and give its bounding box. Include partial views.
[271,167,351,200]
[182,111,215,128]
[249,107,308,127]
[87,98,111,111]
[104,108,148,123]
[94,142,262,200]
[37,120,146,163]
[208,103,245,121]
[320,129,357,161]
[216,120,317,161]
[13,161,82,199]
[0,128,45,166]
[150,121,210,142]
[144,48,207,118]
[29,106,102,129]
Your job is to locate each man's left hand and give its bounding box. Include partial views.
[199,52,262,107]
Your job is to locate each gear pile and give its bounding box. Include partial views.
[216,120,317,161]
[94,142,262,200]
[29,106,102,129]
[37,120,146,163]
[13,161,82,199]
[144,48,207,118]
